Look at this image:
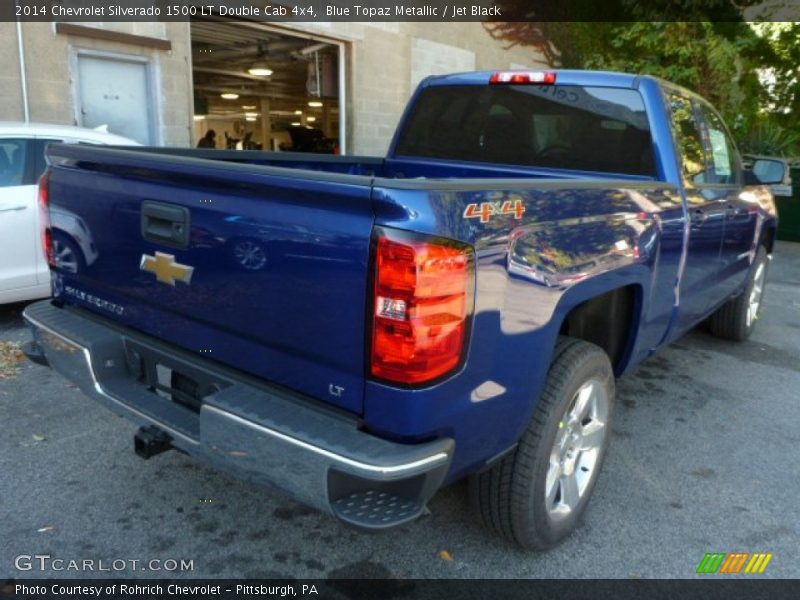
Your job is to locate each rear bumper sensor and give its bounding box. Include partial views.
[22,300,454,530]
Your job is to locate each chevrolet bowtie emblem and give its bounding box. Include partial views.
[140,252,194,286]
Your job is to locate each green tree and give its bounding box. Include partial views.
[485,16,800,156]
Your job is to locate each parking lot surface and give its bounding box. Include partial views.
[2,243,799,580]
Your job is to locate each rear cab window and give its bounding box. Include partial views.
[394,84,656,176]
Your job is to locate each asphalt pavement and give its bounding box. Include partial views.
[2,243,799,580]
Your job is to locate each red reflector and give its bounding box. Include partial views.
[371,230,474,385]
[38,171,55,267]
[490,71,557,85]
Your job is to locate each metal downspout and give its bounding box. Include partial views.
[16,17,30,123]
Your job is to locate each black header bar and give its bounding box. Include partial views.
[3,579,800,600]
[2,0,798,22]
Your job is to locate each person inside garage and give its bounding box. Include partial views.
[197,129,217,148]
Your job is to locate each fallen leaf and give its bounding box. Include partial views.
[438,550,454,561]
[32,434,46,442]
[0,341,24,380]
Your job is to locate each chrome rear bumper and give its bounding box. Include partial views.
[23,300,453,529]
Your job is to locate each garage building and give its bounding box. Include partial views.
[1,20,545,155]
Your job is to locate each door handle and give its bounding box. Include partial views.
[0,205,27,212]
[692,209,707,224]
[141,201,190,249]
[725,204,738,217]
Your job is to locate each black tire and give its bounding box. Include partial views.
[708,246,769,341]
[51,232,86,274]
[469,337,615,550]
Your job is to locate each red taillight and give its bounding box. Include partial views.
[490,71,557,85]
[38,171,55,267]
[370,229,474,385]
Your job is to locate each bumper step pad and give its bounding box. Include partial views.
[332,490,423,528]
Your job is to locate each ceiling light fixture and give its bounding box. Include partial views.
[221,92,239,100]
[294,110,303,115]
[308,100,323,108]
[245,112,260,118]
[242,104,257,110]
[193,115,206,121]
[248,60,273,77]
[291,122,301,126]
[245,116,257,122]
[306,116,316,122]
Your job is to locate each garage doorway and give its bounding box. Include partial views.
[190,20,345,153]
[74,52,156,144]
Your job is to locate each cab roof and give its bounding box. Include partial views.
[421,70,642,89]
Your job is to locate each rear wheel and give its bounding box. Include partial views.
[470,337,615,549]
[708,246,769,341]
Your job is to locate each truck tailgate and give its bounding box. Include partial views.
[45,145,374,414]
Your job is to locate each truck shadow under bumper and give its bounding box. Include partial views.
[22,300,454,530]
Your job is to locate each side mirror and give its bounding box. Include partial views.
[751,158,787,185]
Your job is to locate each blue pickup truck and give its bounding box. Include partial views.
[23,70,777,549]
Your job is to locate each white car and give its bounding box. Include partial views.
[0,122,138,304]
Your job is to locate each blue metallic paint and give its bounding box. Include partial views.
[47,148,376,414]
[367,180,681,479]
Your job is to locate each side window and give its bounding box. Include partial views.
[699,106,738,184]
[667,94,708,184]
[0,138,32,188]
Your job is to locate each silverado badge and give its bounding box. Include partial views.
[140,252,194,286]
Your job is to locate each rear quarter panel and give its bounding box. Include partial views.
[367,179,684,480]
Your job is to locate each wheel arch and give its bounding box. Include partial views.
[551,274,645,377]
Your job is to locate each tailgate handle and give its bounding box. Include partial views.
[141,201,190,249]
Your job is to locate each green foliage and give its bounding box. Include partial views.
[484,19,800,157]
[741,119,800,156]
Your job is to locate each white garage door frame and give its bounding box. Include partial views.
[226,22,349,155]
[69,47,162,145]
